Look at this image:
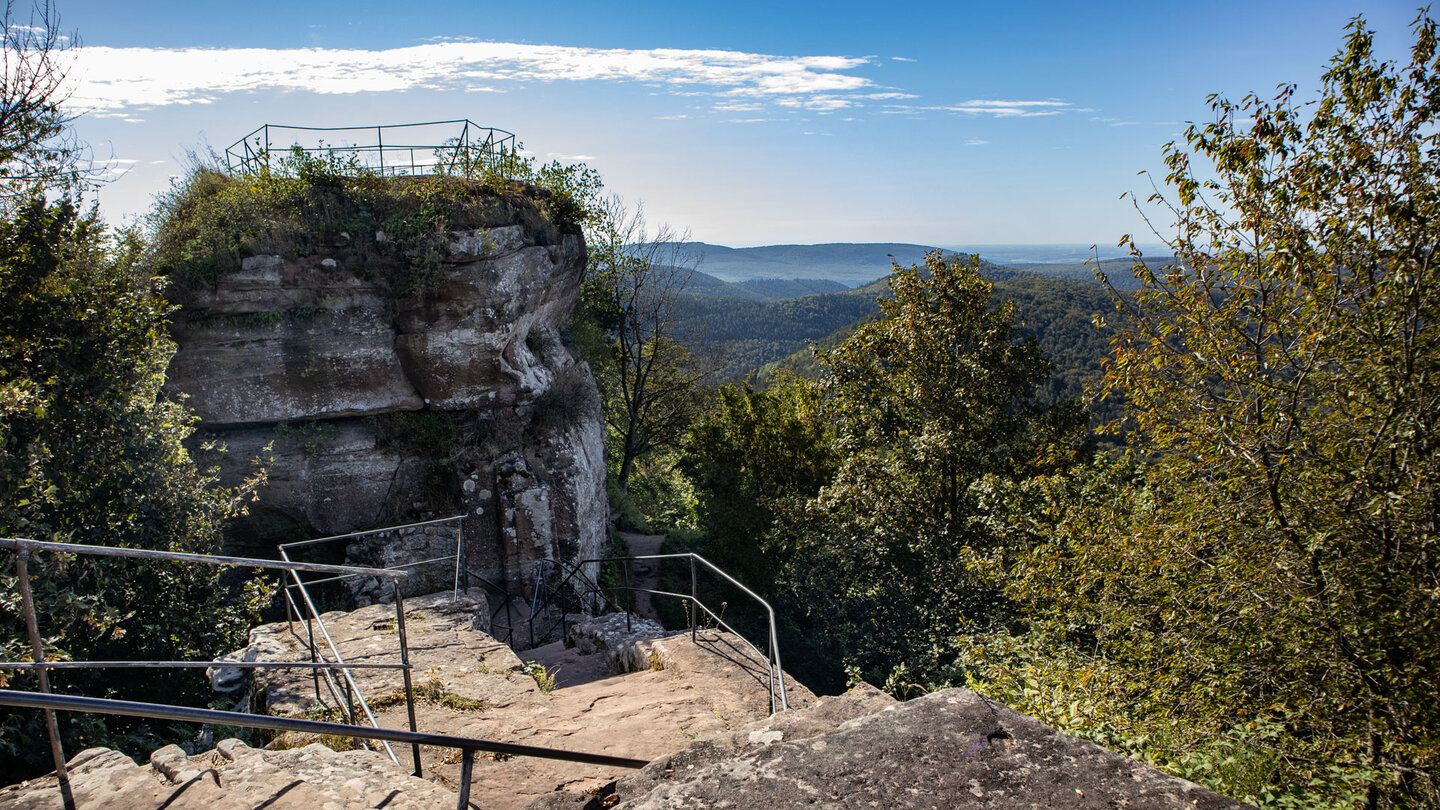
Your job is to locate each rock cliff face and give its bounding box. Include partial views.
[164,201,606,597]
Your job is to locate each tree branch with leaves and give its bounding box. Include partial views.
[579,196,713,491]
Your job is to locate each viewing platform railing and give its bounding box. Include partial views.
[225,120,519,178]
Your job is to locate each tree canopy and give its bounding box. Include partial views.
[0,1,94,207]
[967,13,1440,808]
[0,198,268,780]
[765,252,1088,690]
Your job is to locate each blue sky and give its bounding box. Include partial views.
[60,0,1417,248]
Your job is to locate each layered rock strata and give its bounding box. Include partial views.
[166,214,605,598]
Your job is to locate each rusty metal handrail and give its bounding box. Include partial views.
[0,536,413,810]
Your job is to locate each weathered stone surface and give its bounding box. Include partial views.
[566,613,672,674]
[167,257,423,425]
[594,688,1249,810]
[0,739,454,809]
[203,419,407,542]
[524,683,895,810]
[230,590,537,719]
[168,230,586,425]
[393,234,586,410]
[166,206,604,593]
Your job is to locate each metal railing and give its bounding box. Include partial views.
[276,516,467,771]
[527,557,629,647]
[528,552,790,714]
[460,568,521,649]
[0,535,651,810]
[0,536,415,809]
[0,690,647,810]
[225,120,519,178]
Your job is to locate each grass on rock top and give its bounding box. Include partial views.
[147,161,574,292]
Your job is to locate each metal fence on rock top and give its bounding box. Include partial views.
[225,120,520,178]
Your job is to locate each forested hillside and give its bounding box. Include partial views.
[604,17,1440,810]
[681,258,1118,421]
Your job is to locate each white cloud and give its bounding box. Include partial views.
[940,99,1072,117]
[776,94,855,111]
[67,42,880,114]
[713,101,762,112]
[964,139,989,146]
[887,98,1074,118]
[890,56,917,62]
[549,152,597,161]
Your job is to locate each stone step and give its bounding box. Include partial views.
[0,738,455,810]
[219,593,811,809]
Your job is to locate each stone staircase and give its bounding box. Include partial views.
[0,590,1251,809]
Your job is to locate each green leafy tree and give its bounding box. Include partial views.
[680,376,838,586]
[772,251,1089,689]
[581,196,712,491]
[991,14,1440,808]
[0,198,263,781]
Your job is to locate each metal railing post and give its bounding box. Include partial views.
[452,522,463,603]
[342,668,354,724]
[623,560,633,632]
[690,556,698,642]
[305,600,320,704]
[457,749,475,810]
[393,582,422,777]
[14,546,76,810]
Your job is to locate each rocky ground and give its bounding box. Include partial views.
[0,589,1251,809]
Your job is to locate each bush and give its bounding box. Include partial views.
[0,198,268,781]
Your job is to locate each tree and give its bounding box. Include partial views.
[680,376,838,586]
[997,14,1440,808]
[0,1,92,207]
[771,252,1088,688]
[581,196,713,491]
[0,199,262,781]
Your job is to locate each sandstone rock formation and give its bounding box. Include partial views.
[530,685,1252,810]
[164,197,606,597]
[0,739,454,809]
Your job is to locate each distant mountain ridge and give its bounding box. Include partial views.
[683,242,1158,288]
[683,272,850,301]
[683,242,943,286]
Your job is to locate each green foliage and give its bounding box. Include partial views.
[604,474,652,533]
[522,661,558,694]
[986,14,1440,807]
[952,626,1376,810]
[147,146,593,291]
[273,420,342,455]
[767,252,1089,691]
[0,198,266,781]
[578,197,712,491]
[622,452,698,531]
[688,270,1119,425]
[679,376,838,588]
